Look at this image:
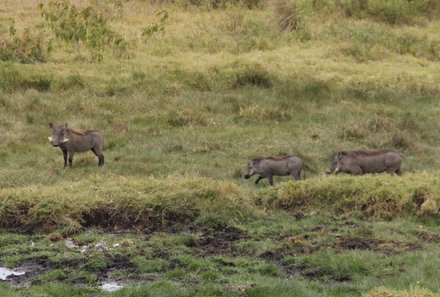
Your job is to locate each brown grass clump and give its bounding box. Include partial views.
[270,0,308,31]
[420,199,438,215]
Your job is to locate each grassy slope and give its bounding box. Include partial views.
[1,0,440,296]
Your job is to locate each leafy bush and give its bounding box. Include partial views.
[142,10,169,41]
[40,0,134,61]
[0,21,50,63]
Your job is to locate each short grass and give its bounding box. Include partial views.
[1,0,440,296]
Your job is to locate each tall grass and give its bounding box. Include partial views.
[260,174,440,220]
[0,176,251,232]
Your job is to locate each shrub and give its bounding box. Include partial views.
[0,21,50,63]
[40,0,134,61]
[233,62,271,88]
[367,0,411,25]
[142,10,169,41]
[271,0,309,31]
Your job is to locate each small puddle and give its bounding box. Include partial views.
[100,282,124,292]
[0,267,26,281]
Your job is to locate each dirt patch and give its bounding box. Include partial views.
[188,223,250,256]
[278,261,352,283]
[301,266,351,282]
[335,236,421,253]
[106,254,137,272]
[0,262,44,287]
[260,237,316,262]
[260,245,316,263]
[82,209,193,233]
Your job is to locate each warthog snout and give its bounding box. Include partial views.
[48,136,68,147]
[244,174,251,179]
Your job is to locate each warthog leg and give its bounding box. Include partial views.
[291,171,300,180]
[68,152,74,167]
[62,149,68,167]
[91,148,105,166]
[268,175,274,186]
[255,176,265,184]
[99,155,105,166]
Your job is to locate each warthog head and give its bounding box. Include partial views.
[244,159,257,179]
[327,152,344,174]
[48,123,70,147]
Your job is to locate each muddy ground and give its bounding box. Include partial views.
[1,216,437,291]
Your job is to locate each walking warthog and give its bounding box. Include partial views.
[48,123,104,167]
[326,149,403,175]
[244,156,304,186]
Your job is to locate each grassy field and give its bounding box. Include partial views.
[1,0,440,296]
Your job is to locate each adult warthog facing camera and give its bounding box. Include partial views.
[48,123,104,167]
[244,156,304,186]
[326,149,403,176]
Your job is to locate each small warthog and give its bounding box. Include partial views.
[326,149,403,175]
[244,156,304,186]
[48,123,105,167]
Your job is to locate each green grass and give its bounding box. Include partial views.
[1,0,440,296]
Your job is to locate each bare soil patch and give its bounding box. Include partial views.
[188,223,250,256]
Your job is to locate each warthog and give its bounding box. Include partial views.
[244,156,304,186]
[48,123,104,167]
[326,149,403,175]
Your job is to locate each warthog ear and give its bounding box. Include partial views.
[48,123,53,129]
[337,152,346,160]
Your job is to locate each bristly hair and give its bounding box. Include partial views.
[68,128,96,136]
[341,149,399,157]
[253,155,295,161]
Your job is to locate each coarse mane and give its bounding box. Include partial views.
[68,128,95,136]
[253,155,294,161]
[342,149,396,157]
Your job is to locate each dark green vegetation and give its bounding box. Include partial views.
[1,0,440,296]
[2,215,440,296]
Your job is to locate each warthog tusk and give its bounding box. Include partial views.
[335,167,339,173]
[48,136,53,142]
[62,138,69,143]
